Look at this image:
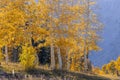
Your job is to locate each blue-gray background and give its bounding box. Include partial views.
[89,0,120,67]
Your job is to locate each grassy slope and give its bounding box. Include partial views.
[0,62,119,80]
[27,69,112,80]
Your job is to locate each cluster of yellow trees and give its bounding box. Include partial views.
[0,0,102,71]
[102,57,120,76]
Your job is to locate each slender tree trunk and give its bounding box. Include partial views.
[5,45,9,63]
[13,48,16,62]
[35,53,39,65]
[57,47,62,69]
[50,43,55,70]
[84,0,90,72]
[84,42,88,72]
[66,48,70,71]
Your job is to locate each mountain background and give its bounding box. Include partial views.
[89,0,120,67]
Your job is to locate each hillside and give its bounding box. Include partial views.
[0,62,118,80]
[0,69,112,80]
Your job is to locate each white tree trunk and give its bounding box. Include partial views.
[84,45,88,72]
[57,47,62,69]
[84,0,89,72]
[66,48,70,71]
[5,45,8,63]
[50,43,55,70]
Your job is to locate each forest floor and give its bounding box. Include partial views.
[0,62,119,80]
